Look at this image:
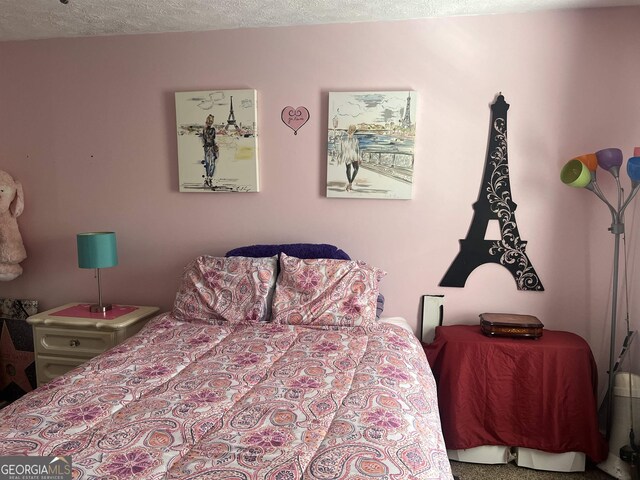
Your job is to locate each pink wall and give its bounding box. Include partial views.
[1,7,640,394]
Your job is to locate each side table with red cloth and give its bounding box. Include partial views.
[424,325,608,463]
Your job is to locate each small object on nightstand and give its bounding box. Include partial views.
[27,303,159,387]
[479,312,543,338]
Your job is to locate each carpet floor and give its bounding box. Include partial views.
[450,461,617,479]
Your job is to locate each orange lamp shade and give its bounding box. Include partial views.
[575,153,598,172]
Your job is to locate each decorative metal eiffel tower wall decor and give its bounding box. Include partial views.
[440,94,544,291]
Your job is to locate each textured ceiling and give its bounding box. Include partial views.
[0,0,639,42]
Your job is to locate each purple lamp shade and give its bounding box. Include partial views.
[627,157,640,183]
[596,148,623,171]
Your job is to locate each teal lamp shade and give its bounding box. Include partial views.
[77,232,118,269]
[561,159,592,188]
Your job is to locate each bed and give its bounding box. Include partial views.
[0,245,453,479]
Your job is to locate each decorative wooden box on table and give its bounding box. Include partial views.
[479,312,544,338]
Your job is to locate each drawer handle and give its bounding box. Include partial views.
[69,339,80,347]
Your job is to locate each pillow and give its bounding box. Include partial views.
[226,243,351,261]
[172,255,277,323]
[226,243,385,319]
[271,253,386,327]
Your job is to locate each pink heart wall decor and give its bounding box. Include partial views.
[281,106,310,135]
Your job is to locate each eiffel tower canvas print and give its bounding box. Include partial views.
[327,91,417,199]
[175,89,259,192]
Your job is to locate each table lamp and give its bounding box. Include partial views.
[76,231,118,313]
[561,148,640,440]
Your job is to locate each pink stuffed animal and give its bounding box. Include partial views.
[0,170,26,280]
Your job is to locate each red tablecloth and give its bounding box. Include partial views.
[424,325,608,463]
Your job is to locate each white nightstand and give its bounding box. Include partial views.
[27,303,159,386]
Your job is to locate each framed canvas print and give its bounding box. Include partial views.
[175,89,259,192]
[327,91,417,199]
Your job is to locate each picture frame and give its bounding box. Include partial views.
[327,91,417,199]
[175,89,259,193]
[420,294,444,344]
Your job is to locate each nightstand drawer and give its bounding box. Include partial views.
[35,327,116,358]
[35,355,86,385]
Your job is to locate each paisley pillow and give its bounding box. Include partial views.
[226,243,385,318]
[271,253,386,327]
[172,255,277,323]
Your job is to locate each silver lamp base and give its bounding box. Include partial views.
[90,303,113,313]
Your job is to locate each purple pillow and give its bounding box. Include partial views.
[376,293,385,319]
[226,243,351,260]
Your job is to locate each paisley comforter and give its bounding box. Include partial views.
[0,314,453,479]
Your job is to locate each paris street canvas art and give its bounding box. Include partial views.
[175,89,259,192]
[327,91,416,199]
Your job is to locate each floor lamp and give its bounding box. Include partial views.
[561,147,640,439]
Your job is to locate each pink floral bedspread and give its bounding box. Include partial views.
[0,314,452,479]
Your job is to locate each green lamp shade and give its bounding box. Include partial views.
[561,159,592,188]
[77,232,118,269]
